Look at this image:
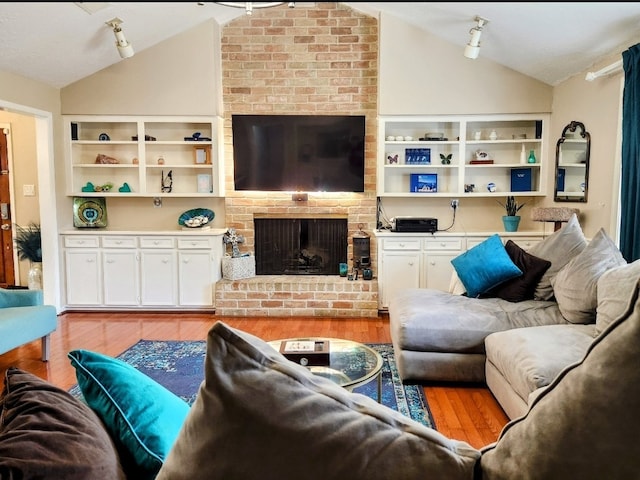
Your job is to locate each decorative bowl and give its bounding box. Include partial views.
[178,208,215,228]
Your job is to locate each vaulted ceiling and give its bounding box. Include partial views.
[1,2,639,89]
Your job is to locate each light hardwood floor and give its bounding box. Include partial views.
[0,311,509,449]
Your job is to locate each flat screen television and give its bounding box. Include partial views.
[232,114,365,192]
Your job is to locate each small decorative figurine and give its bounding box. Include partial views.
[440,153,452,165]
[387,154,398,164]
[223,228,246,258]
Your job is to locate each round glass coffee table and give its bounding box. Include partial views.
[269,337,384,402]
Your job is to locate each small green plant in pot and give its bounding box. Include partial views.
[497,196,525,232]
[14,222,42,289]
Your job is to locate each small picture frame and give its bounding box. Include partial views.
[405,148,431,165]
[197,174,213,193]
[410,173,438,193]
[194,146,211,165]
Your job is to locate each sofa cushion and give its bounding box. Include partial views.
[390,288,566,354]
[0,367,125,479]
[551,228,626,324]
[484,324,595,405]
[481,240,551,302]
[528,213,587,300]
[68,349,190,480]
[157,321,481,480]
[480,276,640,479]
[596,259,640,336]
[451,234,522,298]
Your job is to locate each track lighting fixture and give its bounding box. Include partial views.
[212,2,295,15]
[106,17,134,59]
[464,15,489,60]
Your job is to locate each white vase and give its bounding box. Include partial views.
[28,262,42,290]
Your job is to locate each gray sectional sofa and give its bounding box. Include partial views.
[389,214,634,419]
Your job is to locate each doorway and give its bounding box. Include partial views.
[0,127,15,286]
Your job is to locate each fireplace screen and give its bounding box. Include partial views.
[254,218,348,275]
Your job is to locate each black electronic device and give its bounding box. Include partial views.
[392,217,438,233]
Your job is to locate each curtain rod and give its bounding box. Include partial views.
[585,59,623,81]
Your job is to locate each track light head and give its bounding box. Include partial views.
[106,17,134,59]
[464,15,489,60]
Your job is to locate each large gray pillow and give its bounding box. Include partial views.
[528,214,587,300]
[551,228,626,324]
[157,321,480,480]
[480,276,640,479]
[595,259,640,336]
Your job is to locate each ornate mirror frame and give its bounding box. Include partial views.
[554,121,590,202]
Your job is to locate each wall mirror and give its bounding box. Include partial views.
[554,121,590,202]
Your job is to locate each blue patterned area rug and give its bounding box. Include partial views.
[71,340,435,429]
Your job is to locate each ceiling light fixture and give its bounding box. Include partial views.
[464,15,489,60]
[106,17,134,59]
[213,2,295,15]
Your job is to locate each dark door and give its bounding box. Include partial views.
[0,128,15,286]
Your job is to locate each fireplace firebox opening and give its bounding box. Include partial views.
[254,218,348,275]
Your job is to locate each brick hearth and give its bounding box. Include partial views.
[215,275,378,317]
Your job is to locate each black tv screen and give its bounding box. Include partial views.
[232,114,365,192]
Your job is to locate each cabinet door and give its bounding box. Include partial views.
[65,249,101,305]
[178,251,214,306]
[103,250,139,306]
[380,252,421,309]
[140,250,177,306]
[423,252,457,291]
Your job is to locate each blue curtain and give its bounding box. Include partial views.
[620,43,640,262]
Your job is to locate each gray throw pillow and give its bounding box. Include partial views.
[551,228,626,324]
[528,214,587,300]
[157,322,481,480]
[480,276,640,479]
[595,259,640,336]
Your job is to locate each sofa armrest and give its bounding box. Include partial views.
[0,288,43,308]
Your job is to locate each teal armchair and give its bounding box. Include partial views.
[0,288,57,361]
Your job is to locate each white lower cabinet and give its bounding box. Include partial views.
[65,248,102,306]
[62,232,224,310]
[103,250,139,306]
[140,249,177,306]
[378,237,422,309]
[376,232,544,310]
[380,251,421,309]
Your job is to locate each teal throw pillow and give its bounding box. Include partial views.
[451,234,522,298]
[68,349,191,480]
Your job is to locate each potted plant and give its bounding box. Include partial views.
[14,222,42,289]
[497,196,525,232]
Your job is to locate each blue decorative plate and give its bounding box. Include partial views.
[178,208,214,228]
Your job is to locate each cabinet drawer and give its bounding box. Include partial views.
[424,238,463,251]
[177,238,211,249]
[382,238,421,250]
[64,236,100,248]
[140,237,175,248]
[503,237,542,250]
[102,236,137,248]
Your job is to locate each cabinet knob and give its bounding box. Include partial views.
[162,258,169,263]
[154,241,160,245]
[430,260,436,266]
[86,258,94,263]
[116,240,122,245]
[408,261,414,266]
[399,243,405,247]
[183,257,190,263]
[106,259,114,264]
[440,242,446,247]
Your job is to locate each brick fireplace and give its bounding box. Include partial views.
[215,3,379,317]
